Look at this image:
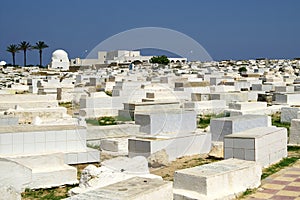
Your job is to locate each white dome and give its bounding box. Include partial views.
[0,61,6,65]
[52,49,68,60]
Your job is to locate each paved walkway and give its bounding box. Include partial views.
[244,160,300,199]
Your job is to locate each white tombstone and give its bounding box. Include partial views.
[0,125,100,164]
[0,158,32,192]
[224,127,287,167]
[68,156,163,196]
[9,153,78,189]
[289,119,300,145]
[225,101,268,116]
[128,131,211,161]
[67,177,172,200]
[173,159,262,200]
[210,114,271,141]
[281,107,300,123]
[135,110,196,135]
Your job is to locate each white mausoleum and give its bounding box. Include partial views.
[49,49,70,71]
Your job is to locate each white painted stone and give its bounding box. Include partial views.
[128,131,211,161]
[5,107,68,124]
[68,156,162,196]
[289,119,300,145]
[135,110,196,135]
[228,102,267,111]
[210,114,270,141]
[274,93,300,106]
[79,92,121,118]
[64,148,100,164]
[226,101,269,116]
[0,158,32,192]
[184,100,227,115]
[67,177,172,200]
[0,125,100,164]
[173,159,262,200]
[224,127,287,167]
[252,84,274,92]
[9,153,78,189]
[0,184,21,200]
[87,124,140,141]
[102,156,149,174]
[0,94,58,110]
[210,85,235,93]
[210,92,248,105]
[281,107,300,123]
[275,86,294,93]
[119,101,181,120]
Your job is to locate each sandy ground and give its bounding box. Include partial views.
[150,154,220,181]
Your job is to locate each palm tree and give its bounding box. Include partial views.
[18,41,31,66]
[33,41,49,67]
[6,44,19,66]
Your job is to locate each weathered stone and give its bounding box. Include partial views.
[129,131,211,161]
[208,141,224,158]
[67,177,172,200]
[281,107,300,123]
[289,119,300,145]
[0,158,32,192]
[173,159,262,200]
[0,116,19,126]
[68,156,162,196]
[0,184,21,200]
[147,149,169,168]
[9,153,78,189]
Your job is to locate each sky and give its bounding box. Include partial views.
[1,0,300,65]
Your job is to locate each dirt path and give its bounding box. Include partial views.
[150,154,220,181]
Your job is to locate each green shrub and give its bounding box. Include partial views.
[149,55,170,65]
[98,116,117,126]
[198,113,227,129]
[238,66,247,73]
[105,91,112,96]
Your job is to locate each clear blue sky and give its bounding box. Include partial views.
[1,0,300,65]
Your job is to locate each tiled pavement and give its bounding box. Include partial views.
[244,161,300,199]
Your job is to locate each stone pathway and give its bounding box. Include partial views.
[244,160,300,199]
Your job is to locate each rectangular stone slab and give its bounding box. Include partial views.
[173,158,261,200]
[128,131,211,161]
[135,110,196,135]
[224,127,287,168]
[66,177,172,200]
[210,114,270,141]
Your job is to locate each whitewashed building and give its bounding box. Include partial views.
[49,49,70,71]
[70,50,186,66]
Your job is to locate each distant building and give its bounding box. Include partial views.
[49,49,70,71]
[70,50,186,66]
[0,61,6,66]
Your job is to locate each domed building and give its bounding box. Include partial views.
[49,49,69,71]
[0,61,6,66]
